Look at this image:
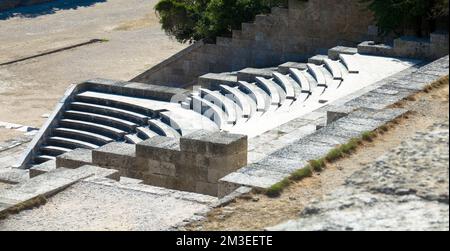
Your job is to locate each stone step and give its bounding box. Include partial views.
[255,77,284,107]
[47,136,100,150]
[272,72,296,100]
[34,155,56,164]
[64,110,138,132]
[75,92,155,117]
[148,119,181,138]
[218,85,254,118]
[40,146,72,156]
[136,127,159,140]
[191,96,228,128]
[323,59,344,80]
[289,68,312,94]
[328,46,358,60]
[237,67,277,82]
[278,62,307,74]
[307,63,327,87]
[159,109,220,136]
[339,54,359,73]
[29,160,56,178]
[308,55,328,65]
[53,127,114,146]
[199,88,241,123]
[125,134,143,144]
[237,81,270,112]
[70,102,149,124]
[59,119,126,140]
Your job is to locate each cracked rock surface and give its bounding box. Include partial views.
[269,122,449,231]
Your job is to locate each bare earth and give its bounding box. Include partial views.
[185,81,450,231]
[0,0,186,132]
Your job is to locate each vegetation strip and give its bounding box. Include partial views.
[0,39,108,66]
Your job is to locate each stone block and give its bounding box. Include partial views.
[278,62,307,74]
[92,142,137,173]
[29,160,56,178]
[180,131,247,156]
[196,181,218,196]
[56,149,93,169]
[358,41,394,57]
[136,136,180,162]
[328,46,357,60]
[326,105,354,125]
[237,67,275,82]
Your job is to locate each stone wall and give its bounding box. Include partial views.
[358,33,450,60]
[0,0,53,11]
[132,0,373,87]
[57,131,248,197]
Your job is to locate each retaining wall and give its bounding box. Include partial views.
[56,131,248,197]
[132,0,374,87]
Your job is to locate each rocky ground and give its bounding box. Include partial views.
[185,79,449,231]
[270,122,449,231]
[0,180,214,231]
[0,0,186,131]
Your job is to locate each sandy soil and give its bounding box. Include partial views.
[0,128,23,142]
[185,80,449,231]
[0,0,186,130]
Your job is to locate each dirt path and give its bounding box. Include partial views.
[185,79,449,231]
[0,0,186,131]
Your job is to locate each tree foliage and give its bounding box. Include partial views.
[155,0,288,43]
[361,0,449,37]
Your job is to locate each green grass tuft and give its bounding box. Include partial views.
[266,178,291,197]
[362,131,377,142]
[290,166,313,181]
[325,148,343,162]
[309,158,326,172]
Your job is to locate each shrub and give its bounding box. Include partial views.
[360,0,449,37]
[155,0,288,43]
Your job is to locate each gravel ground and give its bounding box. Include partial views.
[270,121,449,231]
[0,0,186,129]
[0,181,213,231]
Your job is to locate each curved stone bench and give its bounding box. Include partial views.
[34,155,56,165]
[53,127,114,146]
[148,119,181,138]
[64,110,138,132]
[255,77,282,106]
[324,59,343,80]
[339,54,359,73]
[307,63,327,86]
[199,88,240,124]
[137,127,159,140]
[70,102,149,125]
[47,136,99,150]
[125,134,143,144]
[237,81,270,112]
[40,146,72,156]
[160,109,220,136]
[218,85,254,118]
[191,96,227,128]
[289,68,312,94]
[59,119,126,140]
[75,92,155,117]
[272,72,296,100]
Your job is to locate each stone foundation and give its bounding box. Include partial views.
[55,131,248,197]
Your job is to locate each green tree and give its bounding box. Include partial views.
[155,0,287,43]
[361,0,449,37]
